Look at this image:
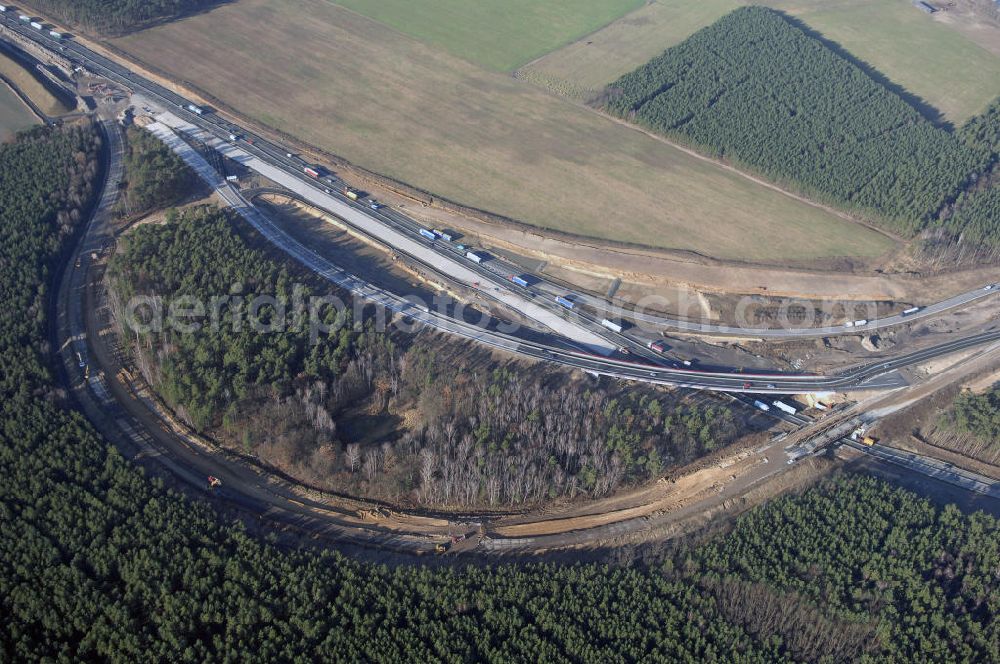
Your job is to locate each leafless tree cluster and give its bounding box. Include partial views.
[927,426,1000,465]
[364,348,740,507]
[705,576,879,662]
[913,227,1000,268]
[113,263,742,506]
[206,335,740,506]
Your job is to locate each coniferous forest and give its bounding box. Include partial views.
[1,122,998,661]
[120,125,196,215]
[607,6,1000,251]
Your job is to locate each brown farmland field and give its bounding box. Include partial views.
[112,0,894,262]
[0,51,70,117]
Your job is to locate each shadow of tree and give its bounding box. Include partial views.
[776,10,953,131]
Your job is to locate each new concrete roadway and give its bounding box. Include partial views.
[146,117,923,395]
[147,114,1000,397]
[843,440,1000,500]
[4,11,995,349]
[3,16,994,395]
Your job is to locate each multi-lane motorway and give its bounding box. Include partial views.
[4,13,999,398]
[20,18,996,554]
[4,13,996,349]
[145,116,922,394]
[569,283,999,339]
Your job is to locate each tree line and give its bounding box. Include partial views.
[939,96,1000,256]
[0,122,100,401]
[110,207,743,506]
[606,6,999,250]
[681,474,999,662]
[25,0,219,35]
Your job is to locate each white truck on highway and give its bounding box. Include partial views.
[773,400,797,415]
[601,319,623,333]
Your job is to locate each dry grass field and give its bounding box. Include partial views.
[113,0,894,262]
[522,0,1000,124]
[0,83,38,140]
[517,0,740,98]
[0,51,69,117]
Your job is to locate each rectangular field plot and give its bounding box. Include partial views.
[333,0,644,71]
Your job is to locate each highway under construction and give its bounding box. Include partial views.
[13,13,996,555]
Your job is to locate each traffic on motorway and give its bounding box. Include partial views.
[7,12,996,347]
[147,113,926,396]
[7,14,999,396]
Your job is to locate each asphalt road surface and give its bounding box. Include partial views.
[4,12,993,360]
[844,440,1000,500]
[568,284,999,339]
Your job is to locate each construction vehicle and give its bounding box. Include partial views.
[207,475,222,489]
[861,435,877,447]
